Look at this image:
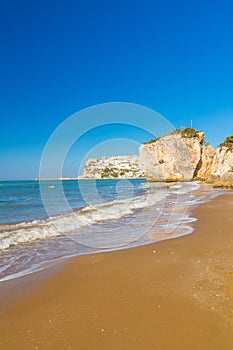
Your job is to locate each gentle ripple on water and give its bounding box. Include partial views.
[0,180,223,282]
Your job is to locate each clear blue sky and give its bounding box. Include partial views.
[1,0,233,180]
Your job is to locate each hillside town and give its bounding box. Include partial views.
[79,155,145,179]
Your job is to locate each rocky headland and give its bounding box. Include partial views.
[79,128,233,188]
[139,129,233,188]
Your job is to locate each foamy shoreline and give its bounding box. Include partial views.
[0,182,217,282]
[0,192,233,349]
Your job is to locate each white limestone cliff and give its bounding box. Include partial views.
[139,130,233,187]
[196,145,216,180]
[139,129,204,182]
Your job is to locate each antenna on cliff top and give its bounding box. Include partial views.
[190,119,193,129]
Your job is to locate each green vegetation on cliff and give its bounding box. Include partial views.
[180,128,201,139]
[143,128,202,145]
[220,135,233,151]
[171,127,202,139]
[143,137,160,145]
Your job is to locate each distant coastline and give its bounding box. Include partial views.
[34,178,78,181]
[35,129,233,188]
[35,177,146,181]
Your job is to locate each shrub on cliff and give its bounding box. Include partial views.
[143,137,160,145]
[220,135,233,151]
[143,128,202,145]
[180,128,201,139]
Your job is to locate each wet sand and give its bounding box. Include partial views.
[0,193,233,349]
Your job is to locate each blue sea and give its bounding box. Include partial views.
[0,179,221,282]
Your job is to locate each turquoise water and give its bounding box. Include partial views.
[0,179,147,225]
[0,179,221,282]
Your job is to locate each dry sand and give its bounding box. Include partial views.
[0,193,233,349]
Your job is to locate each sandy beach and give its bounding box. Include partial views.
[0,193,233,349]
